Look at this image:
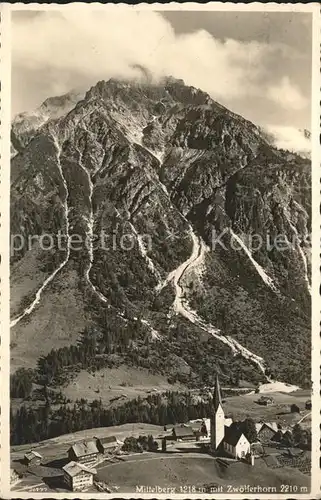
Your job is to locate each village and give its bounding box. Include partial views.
[10,378,312,493]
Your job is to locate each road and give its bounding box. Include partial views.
[297,412,311,425]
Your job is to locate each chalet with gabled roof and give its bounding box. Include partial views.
[255,422,278,442]
[63,461,97,491]
[172,425,195,441]
[68,440,99,467]
[24,450,43,466]
[95,435,120,454]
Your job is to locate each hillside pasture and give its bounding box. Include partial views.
[223,391,311,428]
[62,365,184,406]
[95,453,310,493]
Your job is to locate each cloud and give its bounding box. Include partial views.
[264,125,311,156]
[267,76,308,111]
[12,10,309,120]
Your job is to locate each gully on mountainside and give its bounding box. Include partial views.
[10,133,70,327]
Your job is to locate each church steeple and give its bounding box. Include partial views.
[211,374,225,453]
[213,374,223,411]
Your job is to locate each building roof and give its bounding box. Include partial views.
[188,418,211,434]
[24,450,43,461]
[69,440,99,457]
[63,461,97,477]
[97,436,119,447]
[256,422,278,434]
[173,425,195,438]
[255,423,263,433]
[258,395,274,402]
[213,375,223,411]
[224,425,248,447]
[265,422,278,433]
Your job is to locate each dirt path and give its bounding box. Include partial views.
[297,412,311,424]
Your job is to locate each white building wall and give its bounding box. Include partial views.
[211,404,225,451]
[235,435,250,459]
[72,472,93,491]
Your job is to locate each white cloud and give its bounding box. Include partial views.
[267,76,308,111]
[12,10,306,117]
[264,125,311,156]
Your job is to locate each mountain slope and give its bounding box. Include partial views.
[10,78,311,388]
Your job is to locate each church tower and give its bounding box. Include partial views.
[210,375,225,453]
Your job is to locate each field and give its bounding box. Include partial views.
[95,452,310,493]
[11,423,165,462]
[11,388,312,460]
[10,389,311,493]
[63,365,184,406]
[11,385,312,494]
[222,391,311,430]
[11,448,310,494]
[10,266,90,372]
[10,244,47,318]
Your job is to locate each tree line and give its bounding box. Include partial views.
[11,390,215,445]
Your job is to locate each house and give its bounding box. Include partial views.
[68,440,99,467]
[305,400,312,410]
[172,425,195,441]
[95,436,119,454]
[255,422,278,443]
[257,396,274,406]
[188,419,206,432]
[24,450,43,466]
[63,461,97,491]
[10,468,20,485]
[188,418,210,440]
[222,425,251,459]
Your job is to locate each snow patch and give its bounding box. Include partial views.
[258,381,299,394]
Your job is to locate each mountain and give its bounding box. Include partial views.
[11,90,84,156]
[10,77,311,392]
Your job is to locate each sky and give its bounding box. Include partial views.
[11,9,312,136]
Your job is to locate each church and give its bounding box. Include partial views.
[210,375,251,459]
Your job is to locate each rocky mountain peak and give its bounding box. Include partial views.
[10,76,311,390]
